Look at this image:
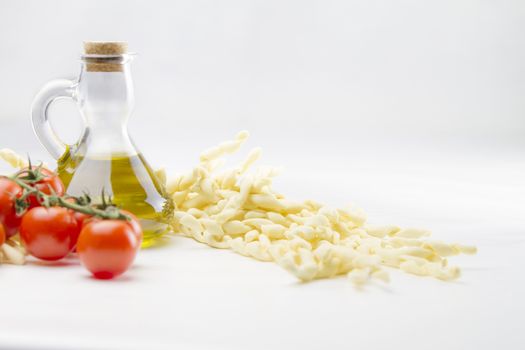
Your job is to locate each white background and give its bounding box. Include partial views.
[0,1,524,350]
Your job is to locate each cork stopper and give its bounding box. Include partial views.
[84,42,128,55]
[83,41,128,72]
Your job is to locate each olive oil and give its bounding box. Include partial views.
[57,151,173,247]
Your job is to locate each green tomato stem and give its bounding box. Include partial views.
[5,175,130,221]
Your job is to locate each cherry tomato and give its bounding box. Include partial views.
[0,223,6,246]
[20,207,79,261]
[0,177,23,238]
[77,220,141,279]
[67,203,142,251]
[19,167,65,209]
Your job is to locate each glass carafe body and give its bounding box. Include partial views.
[31,54,172,247]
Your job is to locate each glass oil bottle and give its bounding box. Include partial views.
[31,42,173,247]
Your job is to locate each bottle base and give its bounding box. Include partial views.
[140,219,172,248]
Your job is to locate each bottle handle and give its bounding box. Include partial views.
[31,79,79,160]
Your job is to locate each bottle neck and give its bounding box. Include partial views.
[76,61,137,157]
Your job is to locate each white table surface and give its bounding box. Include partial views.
[0,120,524,350]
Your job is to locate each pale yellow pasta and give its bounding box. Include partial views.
[167,131,477,285]
[0,240,26,265]
[347,267,372,285]
[199,131,249,163]
[365,225,400,238]
[0,148,29,169]
[394,228,431,239]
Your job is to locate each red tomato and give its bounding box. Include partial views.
[70,206,142,252]
[20,207,79,261]
[0,177,23,238]
[0,223,6,246]
[19,167,65,209]
[77,220,141,279]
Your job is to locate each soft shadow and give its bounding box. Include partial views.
[30,259,80,268]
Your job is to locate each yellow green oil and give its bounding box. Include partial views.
[57,149,173,248]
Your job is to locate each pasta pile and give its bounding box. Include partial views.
[165,132,476,285]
